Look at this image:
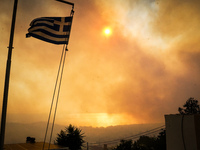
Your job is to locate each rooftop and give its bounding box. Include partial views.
[4,142,67,150]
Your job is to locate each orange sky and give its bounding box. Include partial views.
[1,0,200,127]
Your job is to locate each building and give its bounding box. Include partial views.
[165,114,200,150]
[4,142,67,150]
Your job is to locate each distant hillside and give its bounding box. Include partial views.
[5,122,164,145]
[82,123,164,144]
[5,122,64,144]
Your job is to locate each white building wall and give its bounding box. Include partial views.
[165,114,200,150]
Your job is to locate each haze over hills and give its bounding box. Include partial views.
[5,122,164,145]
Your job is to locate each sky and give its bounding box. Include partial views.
[0,0,200,127]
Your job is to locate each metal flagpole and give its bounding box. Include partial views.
[0,0,18,149]
[42,1,74,149]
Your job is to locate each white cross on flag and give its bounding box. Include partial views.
[26,16,73,45]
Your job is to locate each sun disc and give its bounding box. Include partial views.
[104,28,112,35]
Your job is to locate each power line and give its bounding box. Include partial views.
[122,125,165,140]
[89,125,165,145]
[107,128,165,144]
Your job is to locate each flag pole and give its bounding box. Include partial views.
[41,1,74,149]
[0,0,18,149]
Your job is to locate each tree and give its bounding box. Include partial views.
[112,129,166,150]
[178,97,200,114]
[56,124,85,150]
[155,130,166,150]
[133,136,156,150]
[113,140,133,150]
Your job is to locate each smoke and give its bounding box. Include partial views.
[1,0,200,126]
[92,0,200,123]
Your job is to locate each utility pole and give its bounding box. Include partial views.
[0,0,18,149]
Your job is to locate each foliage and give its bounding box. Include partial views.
[178,97,200,115]
[56,124,85,150]
[133,135,156,150]
[112,130,166,150]
[155,129,166,150]
[112,140,133,150]
[26,137,35,143]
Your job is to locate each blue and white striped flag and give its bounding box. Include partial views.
[26,16,73,45]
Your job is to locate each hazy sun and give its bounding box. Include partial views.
[104,28,112,36]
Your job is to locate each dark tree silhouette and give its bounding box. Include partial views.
[178,97,200,114]
[155,129,166,150]
[133,136,156,150]
[113,140,133,150]
[56,124,85,150]
[112,130,166,150]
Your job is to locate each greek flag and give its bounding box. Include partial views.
[26,16,73,45]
